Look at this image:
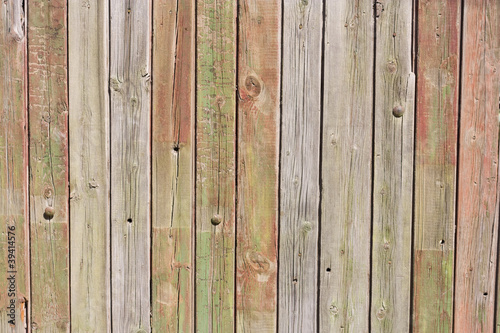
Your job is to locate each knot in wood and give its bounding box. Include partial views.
[244,76,262,98]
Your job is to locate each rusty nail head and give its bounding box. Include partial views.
[392,105,404,117]
[44,206,55,220]
[211,214,222,226]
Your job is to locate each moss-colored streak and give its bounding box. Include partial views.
[196,0,236,332]
[28,0,70,330]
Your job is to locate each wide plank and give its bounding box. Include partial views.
[236,1,281,332]
[279,1,322,332]
[319,0,374,331]
[68,0,110,331]
[455,1,500,331]
[372,0,414,331]
[413,1,461,332]
[0,0,29,331]
[195,0,237,331]
[27,0,70,330]
[151,0,195,331]
[109,1,152,331]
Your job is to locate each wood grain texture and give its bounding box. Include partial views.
[413,1,461,332]
[195,0,237,331]
[372,1,414,331]
[68,0,110,331]
[27,0,70,330]
[319,1,373,331]
[0,1,29,332]
[455,1,500,331]
[279,1,322,332]
[236,1,280,332]
[109,1,151,332]
[151,0,195,332]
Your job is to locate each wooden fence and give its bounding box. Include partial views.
[0,0,499,332]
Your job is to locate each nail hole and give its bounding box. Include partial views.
[173,145,180,152]
[484,292,488,296]
[440,239,445,245]
[326,268,331,272]
[127,218,132,223]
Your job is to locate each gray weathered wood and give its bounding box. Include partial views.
[319,0,374,331]
[279,1,322,332]
[110,1,151,331]
[68,0,110,331]
[372,1,414,332]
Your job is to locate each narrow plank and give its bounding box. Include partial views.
[68,0,110,331]
[109,1,152,331]
[372,0,414,331]
[319,0,374,331]
[27,0,70,330]
[278,1,322,332]
[413,1,461,331]
[151,0,195,331]
[0,0,29,331]
[196,1,237,331]
[455,0,500,331]
[236,1,280,331]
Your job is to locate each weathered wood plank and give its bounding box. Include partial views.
[151,0,195,331]
[279,1,322,332]
[27,0,70,330]
[319,1,373,331]
[196,0,237,331]
[236,1,280,331]
[412,1,461,331]
[372,1,414,331]
[109,1,152,331]
[68,0,110,331]
[455,0,500,331]
[0,1,29,332]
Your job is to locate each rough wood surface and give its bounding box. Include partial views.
[413,1,461,332]
[455,1,500,331]
[0,1,29,332]
[68,0,110,331]
[27,0,70,330]
[319,1,373,331]
[109,1,152,331]
[372,1,414,332]
[151,0,195,332]
[195,1,237,331]
[236,1,280,332]
[279,1,322,332]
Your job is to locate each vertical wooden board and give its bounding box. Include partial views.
[278,1,322,332]
[0,0,29,332]
[27,0,70,330]
[319,0,373,331]
[455,1,500,331]
[236,1,280,332]
[196,0,236,331]
[412,1,461,332]
[109,1,151,332]
[372,1,414,331]
[151,0,195,332]
[68,0,110,331]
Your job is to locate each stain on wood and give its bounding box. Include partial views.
[0,0,29,331]
[372,1,414,332]
[151,0,195,332]
[196,0,237,332]
[319,1,374,331]
[109,1,152,331]
[236,1,280,332]
[279,1,322,332]
[455,1,500,331]
[27,0,70,330]
[68,0,110,331]
[413,1,461,331]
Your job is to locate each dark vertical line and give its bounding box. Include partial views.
[234,0,239,331]
[369,0,378,332]
[276,0,284,331]
[108,0,113,330]
[65,0,71,331]
[452,0,465,331]
[193,0,198,331]
[409,0,418,331]
[316,0,326,332]
[149,0,154,330]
